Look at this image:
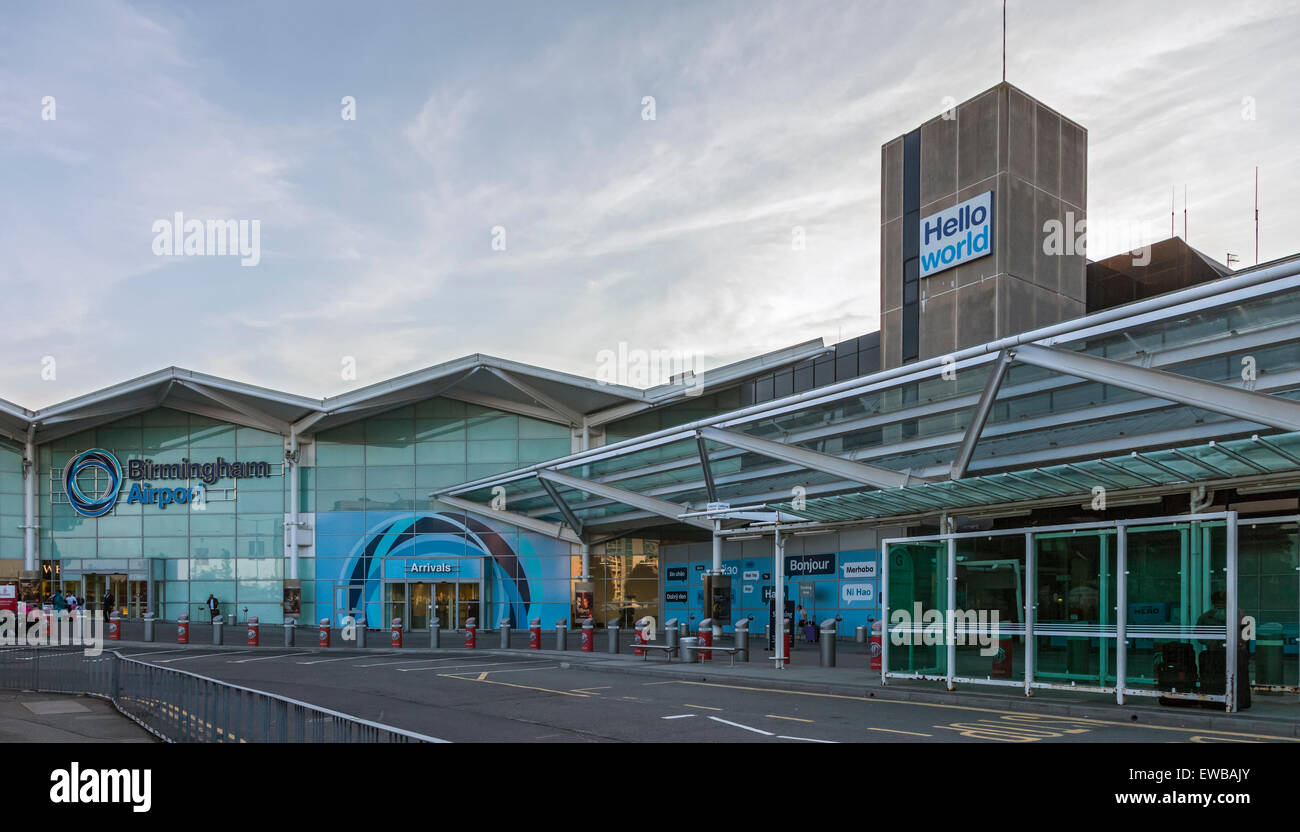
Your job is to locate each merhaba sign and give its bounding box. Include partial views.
[919,190,994,278]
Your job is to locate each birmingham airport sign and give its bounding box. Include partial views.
[63,449,271,517]
[919,190,994,278]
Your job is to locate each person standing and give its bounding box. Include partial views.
[207,593,220,621]
[102,590,115,617]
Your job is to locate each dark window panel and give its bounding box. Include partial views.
[754,375,774,402]
[739,381,755,407]
[813,358,835,388]
[793,361,815,392]
[773,370,793,399]
[836,351,858,380]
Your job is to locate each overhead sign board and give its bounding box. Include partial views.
[919,190,993,278]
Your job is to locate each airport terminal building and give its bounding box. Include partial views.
[1,83,1296,711]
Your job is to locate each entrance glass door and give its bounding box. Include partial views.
[458,581,480,626]
[433,582,455,629]
[128,580,149,619]
[410,583,432,630]
[84,574,128,616]
[384,583,406,631]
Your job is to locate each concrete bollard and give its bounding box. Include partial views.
[555,619,568,651]
[734,617,750,662]
[284,619,296,647]
[430,617,441,649]
[607,622,620,654]
[143,613,155,643]
[499,619,512,650]
[212,614,223,645]
[664,618,679,655]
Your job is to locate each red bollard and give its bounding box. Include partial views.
[699,617,713,662]
[108,612,121,641]
[869,619,882,671]
[528,617,541,650]
[391,617,403,648]
[581,618,594,652]
[780,618,792,665]
[177,614,189,644]
[464,617,477,649]
[318,618,331,648]
[246,616,260,646]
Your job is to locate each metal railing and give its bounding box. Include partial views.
[0,647,446,743]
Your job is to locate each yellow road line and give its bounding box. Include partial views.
[476,671,489,681]
[683,703,723,711]
[868,727,932,737]
[766,714,813,723]
[668,680,1300,742]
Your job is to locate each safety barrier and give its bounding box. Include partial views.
[0,647,444,744]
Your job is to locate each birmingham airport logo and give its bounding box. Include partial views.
[0,609,104,655]
[63,449,123,518]
[889,603,1002,656]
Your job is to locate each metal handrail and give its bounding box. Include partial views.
[0,647,447,743]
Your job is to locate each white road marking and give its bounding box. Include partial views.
[661,714,697,720]
[708,716,774,736]
[153,650,253,663]
[120,649,187,658]
[297,655,369,665]
[472,665,563,675]
[777,735,838,743]
[354,657,464,668]
[229,653,304,664]
[400,660,555,673]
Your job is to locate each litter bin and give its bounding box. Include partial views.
[734,617,750,662]
[664,618,679,655]
[855,624,866,644]
[819,619,837,667]
[680,636,700,664]
[679,620,689,638]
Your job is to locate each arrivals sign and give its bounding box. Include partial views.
[919,190,993,278]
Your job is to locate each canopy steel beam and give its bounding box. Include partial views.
[485,367,584,426]
[1011,343,1300,432]
[538,477,585,537]
[435,495,583,544]
[696,435,718,503]
[697,426,929,489]
[949,350,1011,480]
[536,468,715,531]
[176,380,291,434]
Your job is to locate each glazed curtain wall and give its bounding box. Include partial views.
[40,407,287,623]
[0,445,20,562]
[310,397,574,627]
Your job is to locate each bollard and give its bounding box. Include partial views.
[819,619,836,667]
[355,617,367,649]
[391,617,403,649]
[870,619,882,671]
[246,616,260,647]
[108,612,121,641]
[664,618,679,656]
[734,618,750,662]
[499,619,512,650]
[581,618,595,652]
[698,617,714,661]
[1257,623,1284,689]
[779,618,791,665]
[177,614,189,644]
[634,617,648,656]
[284,619,296,647]
[607,622,620,654]
[680,636,700,663]
[318,618,331,648]
[143,613,155,643]
[212,614,223,645]
[464,617,477,649]
[528,617,541,650]
[855,624,866,644]
[430,617,441,649]
[555,619,568,651]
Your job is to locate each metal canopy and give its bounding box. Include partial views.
[769,431,1300,524]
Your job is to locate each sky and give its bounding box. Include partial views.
[1,0,1297,409]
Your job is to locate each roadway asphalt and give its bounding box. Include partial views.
[103,646,1298,744]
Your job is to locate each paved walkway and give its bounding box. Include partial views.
[0,691,156,743]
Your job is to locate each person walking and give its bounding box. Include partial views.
[53,591,67,613]
[207,593,220,622]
